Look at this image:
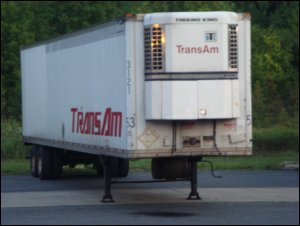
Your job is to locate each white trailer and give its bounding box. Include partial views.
[21,12,252,202]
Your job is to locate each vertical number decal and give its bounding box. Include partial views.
[126,60,131,95]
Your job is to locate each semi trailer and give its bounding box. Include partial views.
[21,11,252,202]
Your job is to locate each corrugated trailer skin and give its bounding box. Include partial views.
[21,12,252,159]
[21,12,252,202]
[22,20,129,157]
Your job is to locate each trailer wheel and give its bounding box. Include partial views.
[37,146,52,180]
[96,165,104,177]
[110,157,120,178]
[95,157,104,177]
[99,157,129,178]
[118,158,129,178]
[30,146,39,178]
[51,148,63,179]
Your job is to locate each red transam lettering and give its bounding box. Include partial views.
[94,112,101,135]
[70,107,122,137]
[111,112,122,137]
[176,44,218,54]
[102,108,111,136]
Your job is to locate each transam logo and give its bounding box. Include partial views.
[176,44,219,54]
[71,107,122,137]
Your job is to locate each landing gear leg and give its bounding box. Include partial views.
[187,158,201,200]
[102,157,114,203]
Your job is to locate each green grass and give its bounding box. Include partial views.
[129,150,299,171]
[130,159,152,171]
[1,158,152,175]
[198,149,299,170]
[2,149,298,175]
[1,159,30,175]
[253,127,299,151]
[1,160,98,176]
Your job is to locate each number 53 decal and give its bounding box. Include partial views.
[126,117,135,128]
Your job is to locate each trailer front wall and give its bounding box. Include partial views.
[129,14,252,158]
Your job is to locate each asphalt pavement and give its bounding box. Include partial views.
[1,170,299,225]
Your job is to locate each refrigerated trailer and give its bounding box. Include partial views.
[21,11,252,202]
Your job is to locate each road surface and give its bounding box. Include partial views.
[1,170,299,225]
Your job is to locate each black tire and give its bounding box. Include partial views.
[37,146,52,180]
[118,158,129,178]
[96,156,129,178]
[151,158,161,179]
[51,148,63,179]
[96,165,104,177]
[110,157,120,178]
[95,157,104,177]
[30,146,39,178]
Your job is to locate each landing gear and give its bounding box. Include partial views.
[187,158,201,200]
[102,157,114,203]
[101,156,203,203]
[101,157,130,203]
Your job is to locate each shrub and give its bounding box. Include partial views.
[1,119,30,159]
[253,126,299,151]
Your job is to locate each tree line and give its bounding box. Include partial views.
[1,1,299,128]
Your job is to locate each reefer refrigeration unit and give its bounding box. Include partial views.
[21,12,252,202]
